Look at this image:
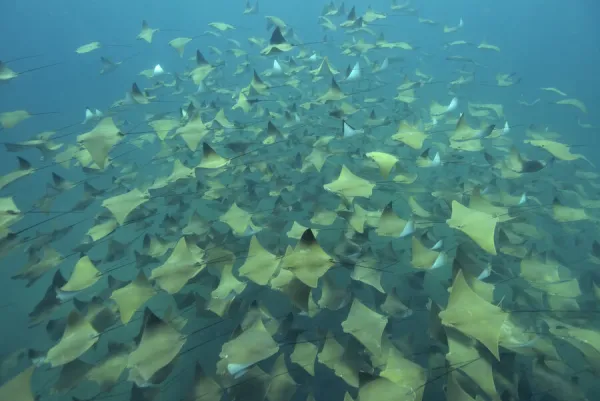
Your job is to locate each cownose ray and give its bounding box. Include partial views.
[341,297,388,357]
[316,77,347,103]
[243,0,259,15]
[197,142,231,169]
[439,270,509,360]
[0,366,36,401]
[366,151,398,179]
[109,271,157,324]
[392,121,428,150]
[210,248,247,301]
[137,20,159,43]
[101,188,151,225]
[261,26,294,56]
[411,236,446,270]
[447,200,498,255]
[524,139,592,165]
[149,236,206,294]
[127,308,186,384]
[317,332,359,388]
[323,165,375,202]
[290,333,319,376]
[56,255,101,300]
[85,342,133,391]
[168,37,192,57]
[0,110,32,129]
[375,202,415,238]
[281,229,335,288]
[76,117,124,170]
[445,327,499,401]
[216,318,279,378]
[265,353,297,401]
[0,196,22,234]
[238,235,281,285]
[185,363,223,401]
[44,309,99,367]
[219,202,261,237]
[377,345,427,401]
[75,42,101,54]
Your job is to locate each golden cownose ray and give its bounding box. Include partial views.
[392,121,427,149]
[496,73,519,86]
[168,37,192,57]
[0,366,36,401]
[468,187,513,222]
[447,201,498,255]
[317,333,359,388]
[366,151,398,179]
[0,61,18,81]
[410,236,445,270]
[376,203,414,238]
[0,196,22,233]
[175,115,209,151]
[149,119,179,141]
[0,110,31,129]
[11,246,63,285]
[439,270,508,360]
[244,0,259,14]
[238,235,281,285]
[150,236,205,294]
[317,275,351,311]
[310,57,339,77]
[498,317,559,358]
[266,354,297,401]
[551,198,588,223]
[45,309,99,367]
[281,229,334,288]
[219,202,260,236]
[394,88,417,104]
[290,334,318,376]
[287,221,320,240]
[323,165,375,202]
[316,77,347,103]
[85,218,118,242]
[217,318,279,377]
[351,255,384,292]
[58,255,101,298]
[449,113,478,141]
[209,22,235,31]
[408,196,431,218]
[101,188,150,225]
[85,342,132,391]
[446,371,477,401]
[127,308,186,384]
[341,298,388,357]
[185,363,223,401]
[555,97,587,113]
[137,20,158,43]
[519,254,581,297]
[541,86,567,96]
[549,324,600,373]
[211,252,247,301]
[197,142,230,169]
[190,58,215,85]
[212,108,235,129]
[378,345,426,401]
[76,117,124,169]
[261,27,294,56]
[75,41,101,54]
[524,139,591,164]
[445,328,500,401]
[110,271,157,324]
